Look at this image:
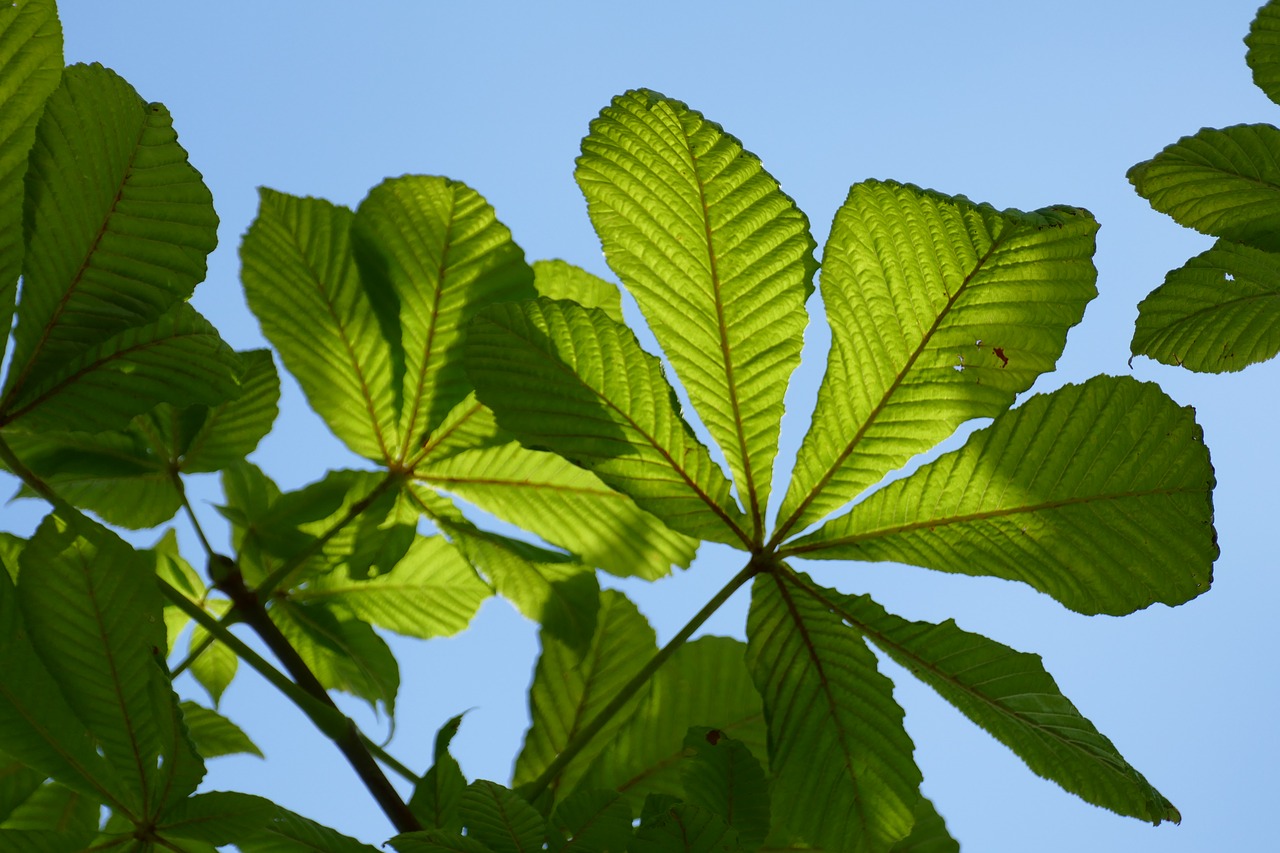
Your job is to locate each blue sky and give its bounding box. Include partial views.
[15,1,1276,850]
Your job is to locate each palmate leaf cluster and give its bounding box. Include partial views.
[0,1,1218,851]
[1129,0,1280,372]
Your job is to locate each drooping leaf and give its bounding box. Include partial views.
[0,0,61,358]
[578,636,766,809]
[745,569,921,852]
[888,797,959,853]
[269,598,399,715]
[778,182,1098,536]
[787,376,1216,616]
[188,599,238,706]
[351,175,535,461]
[459,780,547,853]
[241,189,401,462]
[409,714,467,833]
[1247,0,1280,106]
[18,513,177,815]
[7,62,217,403]
[513,590,656,803]
[629,802,738,853]
[577,89,815,536]
[238,807,381,853]
[299,535,491,640]
[1128,124,1280,252]
[680,728,769,851]
[178,702,263,760]
[811,584,1179,823]
[532,260,625,324]
[549,788,633,853]
[417,403,696,580]
[155,790,276,845]
[1,302,243,433]
[1130,239,1280,372]
[467,297,749,546]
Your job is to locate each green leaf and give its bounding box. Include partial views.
[409,714,467,833]
[549,789,632,853]
[778,182,1098,536]
[1247,0,1280,106]
[0,781,98,851]
[1,302,244,433]
[189,599,238,706]
[1128,124,1280,252]
[681,728,769,851]
[0,0,62,359]
[18,513,183,815]
[241,189,400,462]
[629,802,739,853]
[418,399,696,580]
[815,585,1178,823]
[351,175,535,461]
[532,260,625,324]
[156,790,276,845]
[888,797,958,853]
[787,376,1216,616]
[577,89,815,536]
[513,590,656,802]
[579,636,766,809]
[1130,239,1280,372]
[6,62,217,404]
[238,807,381,853]
[746,569,921,852]
[269,598,399,715]
[154,533,204,654]
[390,831,495,853]
[178,347,280,471]
[460,780,547,853]
[0,749,42,821]
[178,701,263,760]
[467,297,748,546]
[0,831,83,853]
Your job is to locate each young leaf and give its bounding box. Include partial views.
[513,590,657,802]
[629,802,739,853]
[888,797,958,853]
[532,260,625,324]
[467,297,749,546]
[240,189,401,462]
[269,599,399,715]
[1247,0,1280,106]
[459,780,546,853]
[351,175,536,461]
[778,182,1098,536]
[1128,124,1280,252]
[549,789,632,853]
[787,376,1216,616]
[189,599,238,706]
[178,702,263,760]
[680,728,769,851]
[578,636,766,808]
[6,62,217,404]
[577,89,816,536]
[409,714,467,833]
[810,584,1179,824]
[746,569,921,852]
[0,0,61,357]
[1130,239,1280,372]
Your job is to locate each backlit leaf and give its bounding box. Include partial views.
[409,714,467,833]
[532,260,624,324]
[888,797,958,853]
[459,780,546,853]
[178,702,263,760]
[1247,0,1280,106]
[189,599,237,706]
[680,728,769,851]
[270,599,399,715]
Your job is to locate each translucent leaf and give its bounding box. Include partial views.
[299,535,491,640]
[459,780,546,853]
[467,297,749,546]
[352,175,535,460]
[1,302,243,433]
[746,570,921,852]
[418,402,696,580]
[178,702,263,760]
[579,636,766,809]
[156,790,276,845]
[0,0,61,357]
[549,789,632,853]
[788,376,1216,616]
[815,586,1178,824]
[409,714,466,833]
[577,89,815,535]
[238,807,381,853]
[680,728,769,851]
[240,189,400,462]
[270,599,399,715]
[779,182,1097,536]
[532,260,625,324]
[1128,124,1280,252]
[1247,0,1280,106]
[189,599,237,706]
[7,62,217,401]
[629,802,738,853]
[513,590,656,803]
[178,348,280,471]
[888,797,958,853]
[1130,239,1280,372]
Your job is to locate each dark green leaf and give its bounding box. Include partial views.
[156,790,277,845]
[409,714,467,833]
[459,780,546,853]
[270,599,399,715]
[629,802,739,853]
[888,797,959,853]
[681,728,769,851]
[390,831,495,853]
[550,789,632,853]
[1247,0,1280,105]
[238,806,381,853]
